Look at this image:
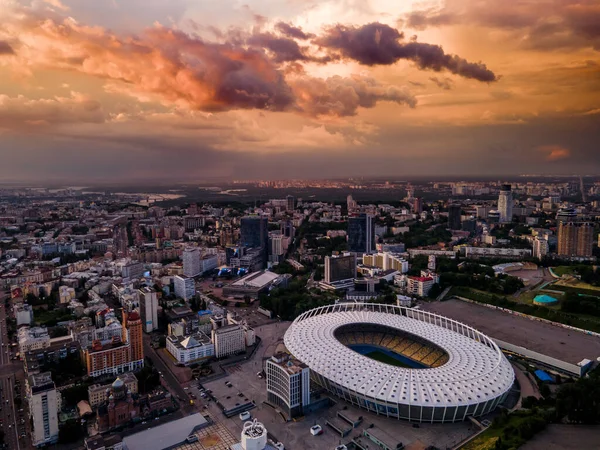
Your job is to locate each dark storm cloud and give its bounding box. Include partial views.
[314,22,498,82]
[0,40,15,55]
[275,22,315,40]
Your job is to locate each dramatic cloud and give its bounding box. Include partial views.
[0,40,14,55]
[290,75,416,117]
[275,22,315,40]
[314,22,498,82]
[538,145,571,161]
[404,1,600,51]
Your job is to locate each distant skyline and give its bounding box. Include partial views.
[1,0,599,181]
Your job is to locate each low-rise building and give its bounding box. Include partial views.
[88,373,138,408]
[166,332,214,365]
[15,303,34,326]
[59,285,76,304]
[406,276,435,297]
[18,326,51,355]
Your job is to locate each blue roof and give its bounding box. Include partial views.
[534,370,554,382]
[198,310,212,316]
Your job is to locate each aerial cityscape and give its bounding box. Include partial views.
[1,1,600,450]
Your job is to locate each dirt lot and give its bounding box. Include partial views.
[520,424,599,450]
[421,299,600,364]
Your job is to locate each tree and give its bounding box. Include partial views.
[428,283,442,299]
[58,420,85,444]
[61,384,90,408]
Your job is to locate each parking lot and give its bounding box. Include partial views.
[190,321,477,450]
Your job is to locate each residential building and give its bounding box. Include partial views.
[463,247,532,259]
[174,275,195,300]
[286,195,295,211]
[406,276,435,297]
[448,204,462,230]
[182,247,201,278]
[200,253,219,273]
[266,352,310,420]
[348,214,375,253]
[27,372,59,447]
[533,236,550,261]
[88,373,138,408]
[362,252,408,273]
[498,184,513,223]
[59,285,76,304]
[166,332,214,365]
[120,261,144,280]
[557,221,594,258]
[138,287,158,333]
[212,324,246,358]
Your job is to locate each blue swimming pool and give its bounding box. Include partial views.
[533,294,558,305]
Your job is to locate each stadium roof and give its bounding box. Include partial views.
[285,303,514,409]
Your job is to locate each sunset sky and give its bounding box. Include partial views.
[1,0,599,182]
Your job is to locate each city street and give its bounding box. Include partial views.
[0,291,26,450]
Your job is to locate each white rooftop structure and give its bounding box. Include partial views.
[230,271,280,288]
[284,303,514,423]
[122,413,208,450]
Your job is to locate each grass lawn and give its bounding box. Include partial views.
[553,279,600,294]
[552,266,576,277]
[364,350,412,368]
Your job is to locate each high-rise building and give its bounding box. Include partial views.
[183,247,201,277]
[123,310,144,368]
[324,254,356,284]
[347,194,357,212]
[498,185,513,223]
[286,195,295,211]
[348,214,375,253]
[138,287,158,333]
[174,275,195,300]
[266,352,310,420]
[557,221,594,258]
[212,324,246,358]
[411,197,423,214]
[533,236,549,261]
[448,204,462,230]
[240,215,269,266]
[27,372,59,447]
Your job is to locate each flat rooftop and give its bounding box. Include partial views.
[122,413,208,450]
[422,299,600,365]
[230,271,279,288]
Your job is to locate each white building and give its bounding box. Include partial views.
[18,326,51,355]
[463,247,532,259]
[406,276,435,297]
[138,287,159,333]
[212,325,246,358]
[120,261,144,280]
[266,352,310,419]
[27,372,59,447]
[183,247,201,278]
[15,303,34,326]
[174,275,195,301]
[200,254,219,273]
[166,332,214,365]
[533,236,549,261]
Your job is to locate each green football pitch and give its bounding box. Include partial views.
[364,350,413,368]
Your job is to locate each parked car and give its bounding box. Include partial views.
[310,425,323,436]
[239,411,251,421]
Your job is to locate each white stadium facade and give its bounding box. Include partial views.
[284,303,514,423]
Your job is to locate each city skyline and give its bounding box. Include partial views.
[0,0,599,181]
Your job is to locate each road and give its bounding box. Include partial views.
[0,291,26,450]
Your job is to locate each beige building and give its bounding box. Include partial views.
[558,221,594,258]
[212,325,246,358]
[88,373,138,408]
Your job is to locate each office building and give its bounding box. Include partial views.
[120,261,144,280]
[557,221,594,258]
[183,247,201,278]
[174,275,195,300]
[348,214,375,253]
[27,372,59,447]
[286,195,295,211]
[240,215,269,250]
[200,253,219,273]
[325,254,357,284]
[266,352,310,420]
[533,236,549,261]
[166,332,214,365]
[138,287,158,333]
[498,185,513,223]
[448,204,462,230]
[212,325,246,358]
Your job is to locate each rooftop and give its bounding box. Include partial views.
[122,413,208,450]
[230,270,280,288]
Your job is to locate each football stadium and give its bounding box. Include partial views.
[284,303,514,423]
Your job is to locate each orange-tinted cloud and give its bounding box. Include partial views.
[538,145,571,161]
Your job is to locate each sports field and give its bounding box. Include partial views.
[366,350,413,367]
